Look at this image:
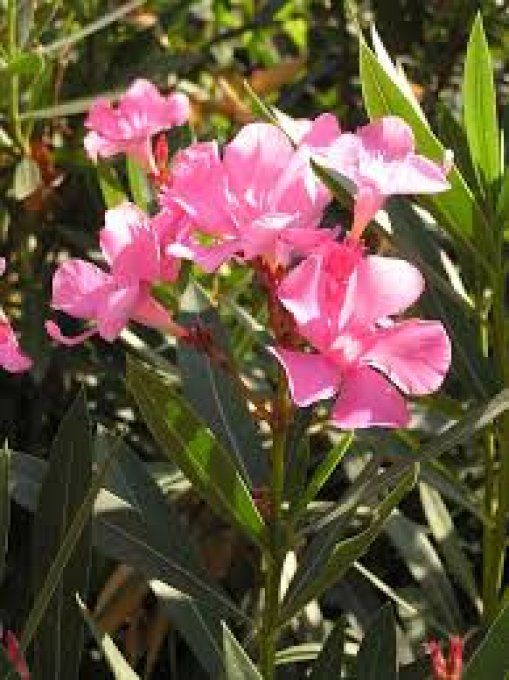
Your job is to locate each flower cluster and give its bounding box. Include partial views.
[46,79,452,428]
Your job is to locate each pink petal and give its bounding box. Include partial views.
[357,116,415,159]
[0,320,32,372]
[331,365,409,428]
[350,255,425,325]
[132,290,187,338]
[377,154,450,196]
[95,284,140,341]
[363,319,451,395]
[351,183,384,239]
[0,258,5,276]
[278,254,323,325]
[51,260,111,319]
[269,347,339,407]
[298,113,341,149]
[166,142,235,235]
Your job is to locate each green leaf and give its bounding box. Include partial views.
[384,510,462,631]
[354,604,397,680]
[126,156,152,212]
[3,51,43,76]
[126,356,266,547]
[96,163,127,209]
[19,429,118,655]
[94,433,245,624]
[419,389,509,462]
[9,451,45,513]
[222,623,262,680]
[496,169,509,226]
[177,282,267,487]
[76,595,140,680]
[32,391,93,680]
[0,442,10,585]
[150,581,227,678]
[309,618,345,680]
[464,599,509,679]
[359,33,485,244]
[11,157,41,200]
[275,643,321,666]
[292,433,353,520]
[280,465,417,622]
[463,13,500,195]
[419,481,481,612]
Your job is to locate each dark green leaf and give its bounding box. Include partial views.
[309,618,345,680]
[0,442,10,584]
[32,391,93,680]
[354,604,397,680]
[20,430,117,654]
[293,433,353,520]
[222,623,262,680]
[177,282,267,487]
[280,465,417,622]
[76,595,139,680]
[94,433,245,624]
[96,163,127,209]
[463,13,500,195]
[126,157,152,212]
[126,356,266,547]
[464,599,509,679]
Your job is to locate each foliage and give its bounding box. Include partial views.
[0,2,507,679]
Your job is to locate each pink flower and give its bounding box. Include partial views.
[1,628,30,680]
[426,637,463,680]
[46,203,185,346]
[160,122,332,271]
[272,244,451,428]
[0,258,32,373]
[322,116,450,239]
[84,79,190,172]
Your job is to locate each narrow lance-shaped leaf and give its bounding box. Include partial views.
[222,623,263,680]
[280,465,417,622]
[126,356,266,547]
[463,12,500,195]
[19,434,118,655]
[292,433,353,520]
[32,391,93,680]
[354,603,398,680]
[126,156,152,212]
[359,32,487,246]
[309,617,345,680]
[76,595,140,680]
[177,282,267,487]
[463,598,509,679]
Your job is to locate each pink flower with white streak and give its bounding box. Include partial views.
[46,203,184,346]
[317,116,451,238]
[272,241,451,428]
[84,79,189,173]
[160,122,332,271]
[0,258,32,373]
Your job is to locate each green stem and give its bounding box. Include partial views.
[259,370,289,679]
[7,0,27,153]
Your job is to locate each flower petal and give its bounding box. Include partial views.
[269,347,339,407]
[363,319,451,395]
[331,365,409,428]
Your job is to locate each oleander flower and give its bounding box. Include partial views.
[84,79,190,173]
[272,244,451,428]
[160,122,332,271]
[46,203,184,346]
[0,258,32,373]
[321,116,451,239]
